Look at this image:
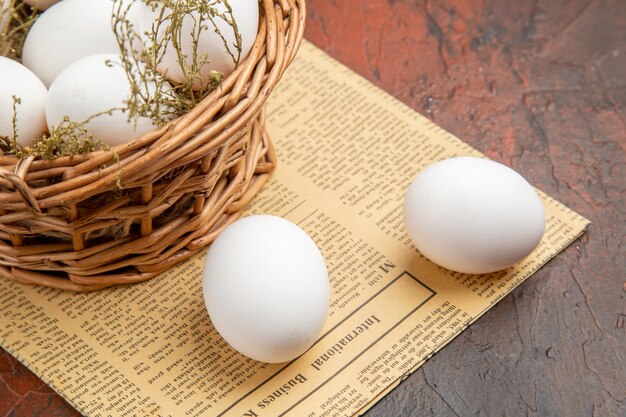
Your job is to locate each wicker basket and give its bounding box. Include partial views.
[0,0,306,291]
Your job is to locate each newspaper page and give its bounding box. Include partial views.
[0,41,589,417]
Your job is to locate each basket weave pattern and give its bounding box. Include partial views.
[0,0,305,291]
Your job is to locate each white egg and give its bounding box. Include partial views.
[23,0,60,11]
[403,157,545,274]
[0,56,47,146]
[202,215,330,363]
[46,54,158,147]
[139,0,258,88]
[22,0,120,86]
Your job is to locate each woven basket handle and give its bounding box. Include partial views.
[0,155,42,214]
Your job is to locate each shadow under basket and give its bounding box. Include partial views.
[0,0,306,291]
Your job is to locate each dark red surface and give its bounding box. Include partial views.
[2,0,625,416]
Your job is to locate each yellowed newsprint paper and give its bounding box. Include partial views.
[0,41,589,417]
